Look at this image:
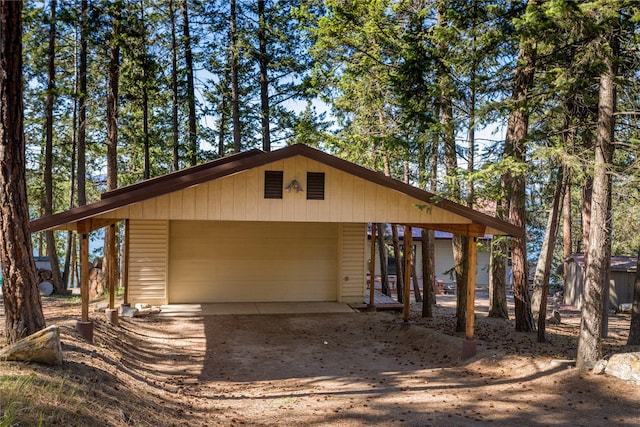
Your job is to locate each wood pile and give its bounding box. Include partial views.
[37,268,53,283]
[89,266,105,299]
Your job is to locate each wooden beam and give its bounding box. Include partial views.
[403,226,413,322]
[108,223,116,309]
[123,219,130,306]
[80,233,89,322]
[369,223,376,307]
[400,223,486,237]
[75,218,121,234]
[466,237,478,340]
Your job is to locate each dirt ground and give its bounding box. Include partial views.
[1,291,640,426]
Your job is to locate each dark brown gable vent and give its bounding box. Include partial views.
[306,172,325,200]
[264,171,283,199]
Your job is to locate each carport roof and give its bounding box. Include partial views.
[29,144,523,237]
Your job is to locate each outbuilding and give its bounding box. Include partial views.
[30,144,521,344]
[563,254,637,310]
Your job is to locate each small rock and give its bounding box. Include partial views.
[120,305,138,318]
[592,359,608,375]
[546,310,561,325]
[0,325,63,365]
[94,302,108,313]
[619,303,632,313]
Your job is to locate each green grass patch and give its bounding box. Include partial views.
[0,371,83,426]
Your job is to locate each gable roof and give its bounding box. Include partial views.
[29,144,523,237]
[567,254,637,272]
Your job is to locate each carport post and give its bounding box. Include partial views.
[75,228,94,343]
[105,222,119,326]
[81,232,89,322]
[122,219,130,306]
[369,223,376,308]
[108,223,116,309]
[403,226,413,322]
[463,236,478,358]
[465,237,478,339]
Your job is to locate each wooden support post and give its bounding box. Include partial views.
[465,237,478,340]
[123,219,130,306]
[108,223,116,310]
[369,223,376,308]
[403,226,413,322]
[81,233,89,322]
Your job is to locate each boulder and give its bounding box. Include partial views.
[0,325,63,365]
[604,353,640,385]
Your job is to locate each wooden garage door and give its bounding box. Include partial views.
[168,221,339,303]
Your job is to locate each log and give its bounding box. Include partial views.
[0,325,63,365]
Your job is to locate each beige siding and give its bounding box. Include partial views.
[128,220,169,305]
[338,223,367,303]
[168,221,339,303]
[96,156,473,226]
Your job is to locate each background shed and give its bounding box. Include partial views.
[563,254,637,310]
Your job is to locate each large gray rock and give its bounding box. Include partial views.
[604,353,640,385]
[0,325,63,365]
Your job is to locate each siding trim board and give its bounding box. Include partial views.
[128,220,169,305]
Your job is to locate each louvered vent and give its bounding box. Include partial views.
[264,171,283,199]
[306,172,325,200]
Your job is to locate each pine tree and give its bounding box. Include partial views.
[0,0,47,342]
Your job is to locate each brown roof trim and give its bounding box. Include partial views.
[287,145,523,237]
[30,144,523,237]
[101,149,263,199]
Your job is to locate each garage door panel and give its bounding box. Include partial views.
[169,221,338,303]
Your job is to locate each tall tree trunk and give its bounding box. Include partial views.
[106,12,119,192]
[436,2,466,333]
[563,168,572,303]
[141,0,150,179]
[0,0,47,341]
[581,130,594,260]
[169,0,179,170]
[104,2,121,298]
[77,0,88,206]
[392,225,404,303]
[490,138,510,319]
[411,263,422,303]
[627,247,640,345]
[401,160,422,303]
[489,234,509,318]
[576,26,618,368]
[506,36,535,332]
[376,223,390,296]
[421,107,439,318]
[421,229,435,317]
[453,235,468,332]
[230,0,241,152]
[218,51,231,158]
[43,0,64,293]
[532,167,566,342]
[182,0,197,165]
[63,29,79,288]
[258,0,270,151]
